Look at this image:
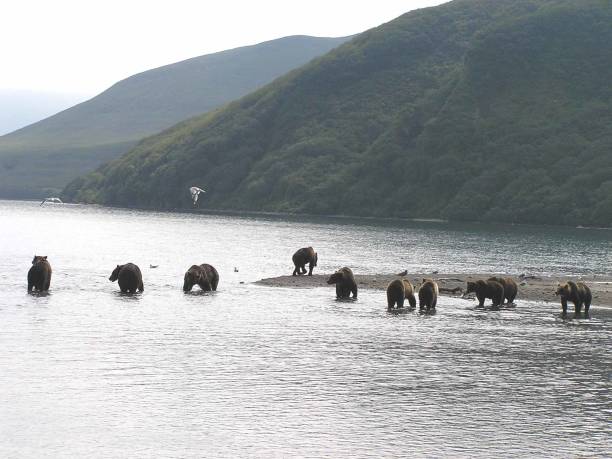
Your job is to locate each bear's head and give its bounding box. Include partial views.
[466,281,477,294]
[556,282,572,297]
[326,270,343,284]
[32,255,47,265]
[109,264,124,282]
[183,265,204,292]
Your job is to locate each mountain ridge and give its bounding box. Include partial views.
[64,0,612,226]
[0,35,349,198]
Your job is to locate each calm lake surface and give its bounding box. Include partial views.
[1,200,610,457]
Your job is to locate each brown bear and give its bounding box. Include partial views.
[556,281,591,315]
[418,278,439,311]
[386,279,416,310]
[466,279,504,308]
[109,263,144,293]
[326,267,357,299]
[27,255,52,292]
[488,276,518,304]
[292,247,318,276]
[183,264,219,292]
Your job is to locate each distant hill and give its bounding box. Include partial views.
[0,35,349,198]
[64,0,612,227]
[0,90,88,136]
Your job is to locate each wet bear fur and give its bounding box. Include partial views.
[109,263,144,293]
[386,279,416,310]
[488,276,518,304]
[326,267,357,299]
[418,278,439,311]
[466,279,504,308]
[27,255,52,292]
[292,247,318,276]
[183,264,219,292]
[556,281,591,315]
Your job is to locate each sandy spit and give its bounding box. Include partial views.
[255,273,612,308]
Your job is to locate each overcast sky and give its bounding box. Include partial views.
[2,0,448,97]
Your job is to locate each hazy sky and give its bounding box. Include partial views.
[2,0,447,96]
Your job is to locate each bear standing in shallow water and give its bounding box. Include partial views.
[556,281,591,315]
[27,255,52,292]
[292,247,318,276]
[488,276,518,304]
[183,264,219,292]
[386,279,416,310]
[466,279,504,308]
[109,263,144,293]
[327,267,357,299]
[418,278,438,311]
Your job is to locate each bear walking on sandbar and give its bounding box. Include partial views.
[109,263,144,293]
[387,279,416,310]
[466,279,504,308]
[418,278,439,312]
[292,247,318,276]
[327,267,357,299]
[183,264,219,292]
[27,255,52,292]
[556,281,591,315]
[488,276,518,304]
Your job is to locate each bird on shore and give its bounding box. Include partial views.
[150,264,159,269]
[396,270,407,276]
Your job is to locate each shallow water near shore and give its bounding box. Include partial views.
[1,200,611,457]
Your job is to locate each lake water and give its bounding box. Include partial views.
[1,200,610,457]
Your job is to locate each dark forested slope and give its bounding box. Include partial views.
[0,35,348,198]
[64,0,612,226]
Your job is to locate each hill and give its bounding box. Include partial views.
[63,0,612,227]
[0,35,348,198]
[0,90,88,136]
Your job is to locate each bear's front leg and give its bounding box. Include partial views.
[477,294,485,307]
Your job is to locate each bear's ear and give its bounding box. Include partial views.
[43,256,47,260]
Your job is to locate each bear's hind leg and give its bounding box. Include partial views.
[574,301,582,315]
[408,295,416,309]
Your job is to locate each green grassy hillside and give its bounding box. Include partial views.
[64,0,612,227]
[0,35,348,198]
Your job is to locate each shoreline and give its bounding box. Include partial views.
[16,198,612,231]
[256,273,612,308]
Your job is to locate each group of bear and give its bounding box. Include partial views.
[27,256,219,294]
[27,247,593,315]
[291,247,593,315]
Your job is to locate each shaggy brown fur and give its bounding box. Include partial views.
[466,280,504,308]
[488,276,518,304]
[292,247,318,276]
[326,267,357,299]
[418,278,439,311]
[109,263,144,293]
[27,255,52,292]
[386,279,417,310]
[556,281,591,315]
[183,264,219,292]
